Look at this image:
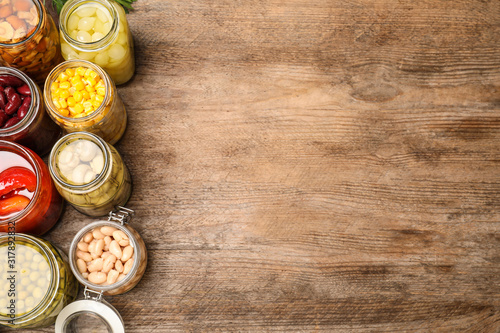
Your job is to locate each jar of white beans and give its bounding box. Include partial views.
[0,233,78,329]
[59,0,135,85]
[54,207,146,332]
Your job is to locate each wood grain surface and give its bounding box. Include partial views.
[13,0,500,331]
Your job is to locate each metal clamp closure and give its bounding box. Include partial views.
[83,286,104,302]
[108,206,135,225]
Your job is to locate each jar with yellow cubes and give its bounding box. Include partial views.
[59,0,134,85]
[44,60,127,145]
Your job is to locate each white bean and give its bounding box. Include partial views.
[76,259,87,274]
[121,246,134,262]
[114,259,123,273]
[77,242,89,252]
[106,269,119,285]
[83,232,93,243]
[87,258,104,272]
[112,230,128,243]
[123,258,134,275]
[109,240,122,259]
[88,272,107,284]
[92,228,105,239]
[76,250,92,262]
[101,226,118,236]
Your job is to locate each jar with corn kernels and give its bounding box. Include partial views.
[0,0,62,85]
[59,0,134,85]
[44,60,127,145]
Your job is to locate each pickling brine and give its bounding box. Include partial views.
[59,0,134,85]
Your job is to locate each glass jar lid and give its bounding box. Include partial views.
[55,289,124,333]
[0,0,40,44]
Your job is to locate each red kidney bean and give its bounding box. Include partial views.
[4,86,15,100]
[5,93,22,116]
[2,116,20,128]
[0,111,7,127]
[16,84,31,96]
[0,75,24,87]
[17,97,31,119]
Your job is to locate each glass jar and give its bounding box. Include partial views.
[0,0,62,85]
[0,67,61,156]
[44,60,127,145]
[49,131,132,216]
[0,233,79,329]
[0,140,63,235]
[55,207,147,332]
[59,0,135,85]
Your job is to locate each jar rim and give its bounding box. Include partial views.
[0,140,42,226]
[59,0,119,52]
[0,233,59,325]
[0,67,41,136]
[43,59,113,123]
[48,131,111,192]
[68,220,141,292]
[0,0,44,47]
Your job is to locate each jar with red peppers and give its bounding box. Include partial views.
[0,0,62,84]
[54,207,147,332]
[0,67,61,156]
[0,140,63,235]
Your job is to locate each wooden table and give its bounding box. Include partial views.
[26,0,500,331]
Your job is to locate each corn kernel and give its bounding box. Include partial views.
[65,68,75,77]
[60,90,70,99]
[82,91,90,99]
[70,75,81,86]
[76,67,86,76]
[74,104,83,114]
[85,85,95,93]
[58,72,69,82]
[59,98,68,109]
[58,108,70,117]
[95,95,104,103]
[51,82,58,91]
[52,99,61,109]
[83,101,92,109]
[74,81,85,91]
[59,81,70,90]
[73,91,83,103]
[69,87,76,95]
[95,80,105,89]
[96,87,106,96]
[67,97,76,107]
[92,99,101,108]
[89,71,98,80]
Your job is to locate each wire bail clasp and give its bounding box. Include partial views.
[83,286,103,302]
[108,206,135,225]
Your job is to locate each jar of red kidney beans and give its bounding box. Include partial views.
[0,140,63,235]
[0,67,61,156]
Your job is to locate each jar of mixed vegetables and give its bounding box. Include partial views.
[59,0,135,85]
[49,131,132,216]
[0,140,63,236]
[0,67,61,156]
[0,233,79,329]
[0,0,62,84]
[44,60,127,145]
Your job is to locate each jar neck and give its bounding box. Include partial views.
[60,0,119,51]
[0,68,41,136]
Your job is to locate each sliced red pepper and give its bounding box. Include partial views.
[0,167,36,197]
[0,195,30,217]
